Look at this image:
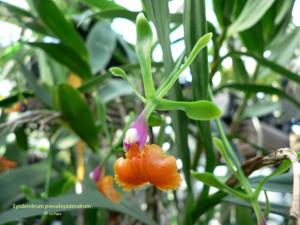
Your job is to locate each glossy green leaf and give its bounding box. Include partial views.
[214,83,300,109]
[0,42,22,65]
[228,0,276,35]
[20,63,52,107]
[157,99,222,121]
[191,171,248,200]
[136,13,155,98]
[86,21,116,74]
[57,84,99,151]
[0,162,48,208]
[32,0,88,60]
[28,42,92,80]
[0,191,157,225]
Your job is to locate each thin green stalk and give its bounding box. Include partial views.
[44,147,53,198]
[184,0,215,205]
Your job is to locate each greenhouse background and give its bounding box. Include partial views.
[1,0,300,224]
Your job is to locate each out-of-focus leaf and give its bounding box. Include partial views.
[250,172,292,193]
[0,1,33,18]
[0,191,158,225]
[157,99,222,121]
[242,101,281,119]
[0,162,47,208]
[215,83,300,109]
[0,42,22,65]
[0,92,33,108]
[81,0,125,10]
[86,22,116,74]
[275,0,293,25]
[239,23,264,55]
[99,79,132,103]
[228,51,300,85]
[228,0,276,35]
[253,160,291,197]
[79,74,111,92]
[57,84,99,151]
[32,0,88,60]
[91,9,138,21]
[14,125,28,151]
[20,63,52,107]
[224,196,289,216]
[28,42,92,80]
[191,172,248,200]
[232,57,249,83]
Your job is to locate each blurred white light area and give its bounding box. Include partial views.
[75,181,83,194]
[1,0,28,9]
[176,159,183,170]
[6,133,16,143]
[0,22,21,47]
[0,79,15,97]
[213,165,228,177]
[256,92,265,99]
[169,0,183,13]
[292,124,300,135]
[165,116,172,124]
[221,57,232,69]
[292,0,300,26]
[212,71,221,87]
[162,142,171,151]
[115,0,142,11]
[111,19,136,44]
[242,56,257,74]
[208,219,221,225]
[152,45,163,62]
[264,50,271,58]
[178,67,192,84]
[165,125,173,135]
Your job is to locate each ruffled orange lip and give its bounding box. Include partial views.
[114,144,181,191]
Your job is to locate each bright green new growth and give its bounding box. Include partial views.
[136,13,156,99]
[110,15,220,122]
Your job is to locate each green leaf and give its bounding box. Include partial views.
[20,63,52,107]
[0,42,22,65]
[191,171,248,200]
[214,83,300,109]
[157,99,222,121]
[136,13,155,98]
[28,42,92,80]
[0,162,48,208]
[227,0,276,35]
[57,84,99,151]
[0,1,33,18]
[32,0,87,60]
[0,191,157,225]
[86,21,116,74]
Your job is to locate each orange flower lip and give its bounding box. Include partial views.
[97,175,121,203]
[114,144,181,191]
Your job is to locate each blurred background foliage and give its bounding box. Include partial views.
[0,0,300,224]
